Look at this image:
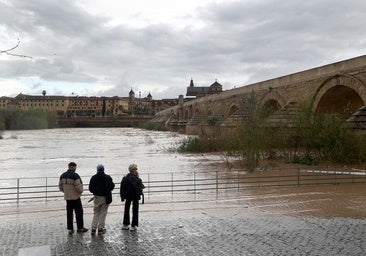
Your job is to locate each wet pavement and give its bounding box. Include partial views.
[1,184,366,256]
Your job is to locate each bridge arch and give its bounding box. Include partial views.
[312,75,366,118]
[263,99,282,114]
[227,104,239,116]
[260,90,286,113]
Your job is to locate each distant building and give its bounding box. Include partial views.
[0,93,129,118]
[186,79,223,98]
[0,90,180,117]
[128,89,180,115]
[66,95,128,117]
[1,94,68,115]
[128,89,152,115]
[0,96,15,109]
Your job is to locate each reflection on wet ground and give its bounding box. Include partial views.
[206,160,366,219]
[242,183,366,218]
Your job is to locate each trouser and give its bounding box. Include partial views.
[91,195,109,229]
[66,198,84,230]
[123,199,139,227]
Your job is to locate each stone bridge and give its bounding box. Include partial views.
[152,55,366,136]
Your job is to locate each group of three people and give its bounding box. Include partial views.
[58,162,145,235]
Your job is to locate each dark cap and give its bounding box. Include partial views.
[68,162,77,167]
[97,164,104,172]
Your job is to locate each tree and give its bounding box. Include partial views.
[42,90,46,96]
[234,92,270,171]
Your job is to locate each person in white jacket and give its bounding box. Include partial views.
[59,162,88,234]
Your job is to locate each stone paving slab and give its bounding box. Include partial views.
[0,198,366,256]
[18,245,50,256]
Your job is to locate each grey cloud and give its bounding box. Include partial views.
[1,0,366,98]
[190,0,366,83]
[9,0,106,36]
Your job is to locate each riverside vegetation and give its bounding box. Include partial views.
[177,93,366,171]
[0,109,57,131]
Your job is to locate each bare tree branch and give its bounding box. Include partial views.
[0,39,32,59]
[2,38,20,52]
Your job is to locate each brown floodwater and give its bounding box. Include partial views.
[240,183,366,218]
[205,159,366,218]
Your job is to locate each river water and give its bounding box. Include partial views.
[2,128,366,219]
[0,127,225,181]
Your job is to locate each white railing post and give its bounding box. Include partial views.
[194,172,196,195]
[148,174,150,200]
[45,177,48,201]
[216,171,218,196]
[17,178,20,204]
[237,170,240,191]
[171,173,174,198]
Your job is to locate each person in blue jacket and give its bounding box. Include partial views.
[89,164,115,235]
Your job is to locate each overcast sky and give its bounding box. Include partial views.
[1,0,366,99]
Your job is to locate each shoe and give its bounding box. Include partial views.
[91,229,96,235]
[77,228,89,233]
[122,225,130,230]
[68,230,74,235]
[98,228,106,234]
[130,226,137,231]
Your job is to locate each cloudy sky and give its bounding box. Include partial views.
[0,0,365,99]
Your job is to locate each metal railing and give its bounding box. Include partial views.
[1,168,366,204]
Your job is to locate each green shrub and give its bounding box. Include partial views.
[177,137,223,153]
[140,121,167,131]
[0,108,57,130]
[296,108,361,164]
[288,153,317,165]
[178,137,203,152]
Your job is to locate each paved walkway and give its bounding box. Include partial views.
[1,187,366,256]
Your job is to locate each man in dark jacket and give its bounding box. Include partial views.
[59,162,88,234]
[120,163,145,231]
[89,164,115,235]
